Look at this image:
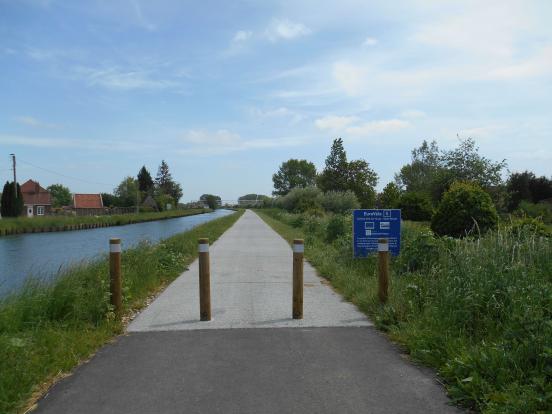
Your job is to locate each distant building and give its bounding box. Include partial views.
[73,193,104,216]
[21,179,52,217]
[142,195,158,211]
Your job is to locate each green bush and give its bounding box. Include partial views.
[506,217,551,238]
[325,214,348,242]
[318,190,360,213]
[431,181,498,237]
[398,192,433,221]
[398,227,441,272]
[275,187,322,213]
[516,201,552,224]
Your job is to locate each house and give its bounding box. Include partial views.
[142,195,158,211]
[21,179,52,217]
[73,194,104,216]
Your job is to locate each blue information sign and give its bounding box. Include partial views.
[353,209,401,257]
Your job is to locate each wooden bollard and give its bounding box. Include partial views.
[292,239,304,319]
[109,238,123,318]
[198,238,211,321]
[377,238,389,303]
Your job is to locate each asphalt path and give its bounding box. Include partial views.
[34,210,460,413]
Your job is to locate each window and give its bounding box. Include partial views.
[37,206,45,216]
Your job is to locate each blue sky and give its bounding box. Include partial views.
[1,0,551,201]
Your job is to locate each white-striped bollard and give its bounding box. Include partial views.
[198,238,211,321]
[293,239,304,319]
[109,238,122,317]
[378,238,389,303]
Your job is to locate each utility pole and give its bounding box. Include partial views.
[9,154,16,197]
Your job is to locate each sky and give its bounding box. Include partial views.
[0,0,551,202]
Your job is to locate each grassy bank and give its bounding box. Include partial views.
[256,208,552,413]
[0,210,243,414]
[0,208,209,236]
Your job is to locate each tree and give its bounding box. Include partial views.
[137,166,154,195]
[395,140,441,194]
[101,193,121,208]
[506,171,534,211]
[431,181,498,237]
[379,182,402,208]
[528,175,552,203]
[47,184,72,208]
[155,160,183,203]
[441,137,507,189]
[317,138,349,192]
[238,194,270,207]
[114,176,139,207]
[506,171,552,211]
[1,181,24,217]
[345,159,378,208]
[318,138,378,208]
[200,194,221,209]
[272,159,317,196]
[398,192,433,221]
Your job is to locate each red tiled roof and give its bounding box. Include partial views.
[73,194,104,209]
[21,179,52,205]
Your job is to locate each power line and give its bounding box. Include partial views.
[17,158,114,189]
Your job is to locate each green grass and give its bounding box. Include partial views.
[256,208,552,413]
[0,210,243,414]
[0,208,209,235]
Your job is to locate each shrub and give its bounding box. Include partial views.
[276,187,322,213]
[398,192,433,221]
[325,214,348,242]
[431,181,498,237]
[516,200,552,224]
[507,217,551,238]
[318,190,360,213]
[398,226,441,272]
[378,182,402,209]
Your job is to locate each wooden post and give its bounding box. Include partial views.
[198,238,211,321]
[377,238,389,303]
[109,238,123,318]
[292,239,304,319]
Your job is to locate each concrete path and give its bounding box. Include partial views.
[35,210,460,414]
[129,210,370,331]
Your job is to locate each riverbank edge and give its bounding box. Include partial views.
[0,210,244,414]
[0,208,210,237]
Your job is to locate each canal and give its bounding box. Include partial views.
[0,209,234,295]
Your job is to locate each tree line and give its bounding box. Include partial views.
[270,137,552,237]
[0,160,184,217]
[102,160,183,211]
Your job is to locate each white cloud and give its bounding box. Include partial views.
[400,110,426,119]
[265,19,311,42]
[488,46,552,80]
[315,115,358,131]
[73,66,179,91]
[332,61,366,96]
[180,129,306,154]
[346,119,411,137]
[363,37,378,46]
[411,3,531,59]
[233,30,253,42]
[15,116,59,129]
[250,107,303,124]
[0,134,154,152]
[182,129,242,146]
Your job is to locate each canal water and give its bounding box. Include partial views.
[0,209,234,295]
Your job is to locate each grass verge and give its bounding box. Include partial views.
[0,209,243,414]
[0,208,209,236]
[256,208,552,413]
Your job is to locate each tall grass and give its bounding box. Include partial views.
[0,210,243,414]
[256,208,552,413]
[0,208,208,235]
